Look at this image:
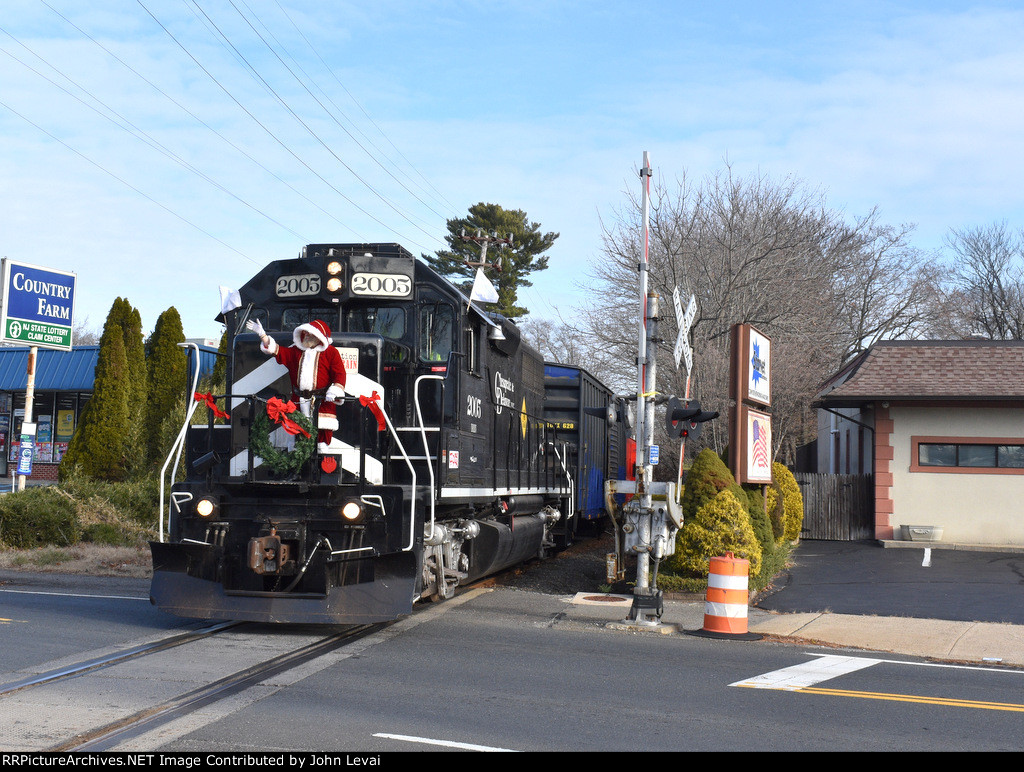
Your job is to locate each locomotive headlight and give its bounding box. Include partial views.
[195,497,219,518]
[326,260,343,275]
[341,501,362,521]
[327,276,343,292]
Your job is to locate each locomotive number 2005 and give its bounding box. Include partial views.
[276,273,322,297]
[351,272,412,297]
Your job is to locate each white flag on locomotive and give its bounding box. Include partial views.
[219,285,242,314]
[469,268,499,305]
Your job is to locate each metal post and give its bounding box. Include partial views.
[18,346,37,491]
[627,153,663,626]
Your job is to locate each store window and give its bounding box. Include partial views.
[913,436,1024,473]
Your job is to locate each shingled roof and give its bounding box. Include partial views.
[816,340,1024,406]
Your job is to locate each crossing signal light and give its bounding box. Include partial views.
[584,397,634,434]
[665,396,718,441]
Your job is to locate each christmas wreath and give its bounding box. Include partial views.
[250,397,315,475]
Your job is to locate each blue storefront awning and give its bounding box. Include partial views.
[0,346,100,391]
[0,343,219,393]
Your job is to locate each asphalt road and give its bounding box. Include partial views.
[754,540,1024,624]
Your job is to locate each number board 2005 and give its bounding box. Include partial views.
[351,272,412,297]
[276,274,322,297]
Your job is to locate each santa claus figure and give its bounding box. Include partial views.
[246,318,346,452]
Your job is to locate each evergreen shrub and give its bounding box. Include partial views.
[772,462,804,541]
[0,488,80,548]
[670,489,762,578]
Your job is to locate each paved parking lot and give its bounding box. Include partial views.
[754,540,1024,624]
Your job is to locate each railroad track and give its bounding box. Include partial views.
[0,620,389,752]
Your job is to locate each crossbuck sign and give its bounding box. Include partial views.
[0,259,77,351]
[672,287,696,372]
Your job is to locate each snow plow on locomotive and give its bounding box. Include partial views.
[150,243,620,624]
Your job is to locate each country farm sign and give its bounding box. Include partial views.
[0,259,76,351]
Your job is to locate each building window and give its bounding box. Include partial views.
[912,436,1024,475]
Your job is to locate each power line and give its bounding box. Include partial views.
[0,98,258,265]
[232,0,455,225]
[268,0,462,219]
[184,0,445,249]
[38,0,365,238]
[0,29,307,242]
[138,0,433,250]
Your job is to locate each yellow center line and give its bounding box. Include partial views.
[738,684,1024,713]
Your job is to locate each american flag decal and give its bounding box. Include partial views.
[752,418,769,470]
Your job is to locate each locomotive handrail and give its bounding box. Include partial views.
[159,342,204,543]
[374,401,418,552]
[413,374,445,542]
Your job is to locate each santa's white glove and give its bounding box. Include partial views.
[325,384,345,402]
[246,319,266,338]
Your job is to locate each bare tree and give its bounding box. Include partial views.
[943,222,1024,339]
[831,211,945,362]
[561,164,943,463]
[73,318,101,345]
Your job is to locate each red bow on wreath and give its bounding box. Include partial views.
[266,397,311,438]
[194,391,229,419]
[359,391,386,432]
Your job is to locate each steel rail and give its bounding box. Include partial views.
[54,622,388,752]
[0,621,240,698]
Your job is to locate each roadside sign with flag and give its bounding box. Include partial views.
[744,407,773,483]
[0,259,76,351]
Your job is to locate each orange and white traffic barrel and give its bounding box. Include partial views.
[693,552,761,640]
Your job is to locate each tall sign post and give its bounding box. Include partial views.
[0,259,77,490]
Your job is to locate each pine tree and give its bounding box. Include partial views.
[211,329,228,389]
[108,299,148,475]
[423,202,558,319]
[59,306,131,481]
[145,307,188,465]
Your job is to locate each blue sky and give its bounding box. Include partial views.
[3,1,1024,341]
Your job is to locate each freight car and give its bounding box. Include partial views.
[150,243,619,624]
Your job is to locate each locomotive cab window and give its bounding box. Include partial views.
[282,307,337,331]
[346,306,406,340]
[419,303,455,363]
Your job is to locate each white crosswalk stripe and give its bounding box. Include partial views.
[730,654,883,691]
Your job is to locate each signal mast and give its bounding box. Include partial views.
[605,152,717,629]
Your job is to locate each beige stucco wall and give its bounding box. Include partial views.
[891,406,1024,545]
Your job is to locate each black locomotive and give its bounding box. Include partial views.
[150,243,619,623]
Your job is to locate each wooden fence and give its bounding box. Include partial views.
[794,473,874,541]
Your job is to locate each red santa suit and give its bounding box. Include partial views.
[260,319,346,451]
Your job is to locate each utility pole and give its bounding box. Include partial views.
[458,229,512,272]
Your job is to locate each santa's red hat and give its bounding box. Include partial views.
[293,319,332,351]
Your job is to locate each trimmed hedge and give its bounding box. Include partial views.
[0,488,80,549]
[0,475,160,550]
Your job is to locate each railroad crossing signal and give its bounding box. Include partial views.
[672,287,696,372]
[665,396,719,441]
